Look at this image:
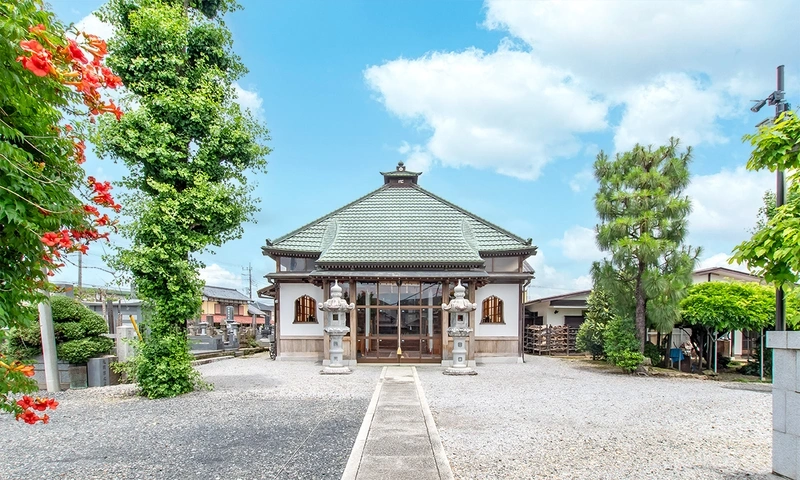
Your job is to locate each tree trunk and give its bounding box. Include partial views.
[635,260,646,354]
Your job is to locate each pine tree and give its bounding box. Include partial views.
[96,0,269,398]
[592,138,699,354]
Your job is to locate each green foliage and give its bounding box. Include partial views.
[95,0,269,397]
[603,316,645,372]
[679,282,789,333]
[135,333,209,398]
[592,138,700,352]
[643,342,661,366]
[57,337,115,365]
[576,289,612,359]
[1,296,112,364]
[733,111,800,287]
[0,0,90,332]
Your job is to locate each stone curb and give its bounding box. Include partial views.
[413,366,455,480]
[191,356,235,367]
[341,366,386,480]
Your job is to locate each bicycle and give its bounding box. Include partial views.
[268,319,277,360]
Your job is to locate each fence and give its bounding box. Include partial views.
[524,325,579,355]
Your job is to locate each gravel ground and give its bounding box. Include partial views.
[417,356,774,480]
[0,354,380,480]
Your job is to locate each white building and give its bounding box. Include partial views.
[259,163,536,365]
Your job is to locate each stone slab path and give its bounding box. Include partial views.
[342,366,453,480]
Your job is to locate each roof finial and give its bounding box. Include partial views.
[397,161,405,171]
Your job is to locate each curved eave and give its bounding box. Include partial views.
[479,247,538,257]
[314,261,485,270]
[262,246,320,259]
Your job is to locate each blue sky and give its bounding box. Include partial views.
[48,0,799,299]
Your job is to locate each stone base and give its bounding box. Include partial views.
[444,367,477,376]
[767,331,800,480]
[321,365,352,375]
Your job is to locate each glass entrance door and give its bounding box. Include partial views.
[356,281,442,363]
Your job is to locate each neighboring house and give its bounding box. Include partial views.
[524,290,590,328]
[249,300,274,327]
[523,266,765,359]
[201,285,252,326]
[261,162,536,365]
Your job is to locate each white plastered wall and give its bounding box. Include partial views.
[475,283,519,338]
[280,283,324,337]
[542,307,586,326]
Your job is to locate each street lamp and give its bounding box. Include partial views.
[750,65,791,331]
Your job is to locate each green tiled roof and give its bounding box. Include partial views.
[264,184,535,266]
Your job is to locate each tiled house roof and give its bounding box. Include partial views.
[263,183,536,267]
[202,285,249,302]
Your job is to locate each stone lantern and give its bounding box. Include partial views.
[441,280,477,375]
[319,280,354,375]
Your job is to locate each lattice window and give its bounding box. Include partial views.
[481,296,503,324]
[294,295,317,323]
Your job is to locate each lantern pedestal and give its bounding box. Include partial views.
[322,325,351,375]
[445,326,476,375]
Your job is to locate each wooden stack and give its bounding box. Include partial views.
[524,325,579,355]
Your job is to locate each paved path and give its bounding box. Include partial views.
[343,366,453,480]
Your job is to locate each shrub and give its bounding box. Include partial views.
[644,342,662,366]
[57,337,115,365]
[0,296,113,365]
[576,289,613,360]
[603,316,645,372]
[136,333,208,399]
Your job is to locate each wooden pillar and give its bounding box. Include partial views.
[468,282,476,363]
[322,280,330,361]
[349,279,357,363]
[274,284,280,356]
[442,280,450,362]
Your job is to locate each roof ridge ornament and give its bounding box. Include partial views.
[320,219,338,254]
[461,219,478,252]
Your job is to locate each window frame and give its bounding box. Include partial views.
[480,295,504,324]
[294,295,318,323]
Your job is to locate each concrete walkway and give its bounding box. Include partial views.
[342,366,454,480]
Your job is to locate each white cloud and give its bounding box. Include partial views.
[397,142,433,172]
[569,168,593,193]
[233,83,264,118]
[697,252,749,273]
[199,264,241,290]
[75,13,115,40]
[527,252,592,300]
[613,73,732,151]
[364,45,608,180]
[554,225,602,262]
[687,166,772,236]
[483,0,796,95]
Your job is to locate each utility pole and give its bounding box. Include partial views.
[243,263,253,299]
[77,252,83,291]
[751,65,791,331]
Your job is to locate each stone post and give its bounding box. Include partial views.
[767,331,800,479]
[319,280,354,375]
[442,280,477,375]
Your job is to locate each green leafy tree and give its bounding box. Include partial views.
[1,0,121,421]
[592,138,700,354]
[96,0,269,398]
[678,281,799,370]
[733,111,800,287]
[576,289,612,360]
